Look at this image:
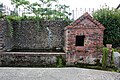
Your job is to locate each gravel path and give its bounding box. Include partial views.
[0,67,119,80]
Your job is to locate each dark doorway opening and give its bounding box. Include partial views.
[76,35,85,46]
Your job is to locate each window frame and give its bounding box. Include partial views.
[75,35,85,46]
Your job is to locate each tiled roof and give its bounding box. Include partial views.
[66,12,105,30]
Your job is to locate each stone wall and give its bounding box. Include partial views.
[0,52,65,67]
[113,52,120,69]
[0,20,7,51]
[3,20,68,51]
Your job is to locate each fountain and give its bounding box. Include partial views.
[46,27,52,49]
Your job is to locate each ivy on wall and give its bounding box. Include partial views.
[5,17,14,37]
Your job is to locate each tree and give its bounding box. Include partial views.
[92,8,120,48]
[11,0,30,16]
[11,0,30,8]
[0,3,4,18]
[10,0,71,20]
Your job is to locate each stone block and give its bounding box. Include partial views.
[113,52,120,69]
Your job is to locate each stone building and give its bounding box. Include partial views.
[0,12,106,66]
[64,12,105,64]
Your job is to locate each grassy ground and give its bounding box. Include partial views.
[66,63,120,73]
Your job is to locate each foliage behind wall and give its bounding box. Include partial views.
[92,8,120,48]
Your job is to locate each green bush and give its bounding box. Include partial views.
[102,48,118,69]
[92,8,120,48]
[102,47,109,69]
[56,55,65,67]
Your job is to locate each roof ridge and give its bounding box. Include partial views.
[70,12,92,26]
[68,12,105,30]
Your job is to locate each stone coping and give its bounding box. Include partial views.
[1,52,66,55]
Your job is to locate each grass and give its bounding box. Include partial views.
[66,63,120,72]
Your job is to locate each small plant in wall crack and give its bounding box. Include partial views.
[35,17,43,31]
[56,55,65,67]
[5,15,22,37]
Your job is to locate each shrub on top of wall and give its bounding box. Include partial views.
[93,8,120,48]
